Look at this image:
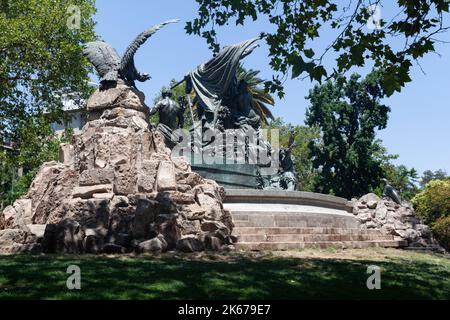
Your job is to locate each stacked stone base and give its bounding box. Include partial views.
[225,195,406,251]
[351,194,443,252]
[0,84,235,255]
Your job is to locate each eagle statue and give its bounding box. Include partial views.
[83,19,178,88]
[381,178,402,205]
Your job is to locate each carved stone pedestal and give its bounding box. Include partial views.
[0,85,235,254]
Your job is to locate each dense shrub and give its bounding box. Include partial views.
[432,216,450,251]
[412,179,450,250]
[412,179,450,225]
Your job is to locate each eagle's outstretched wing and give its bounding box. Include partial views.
[120,19,179,75]
[83,41,121,83]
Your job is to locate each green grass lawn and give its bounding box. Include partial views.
[0,248,448,300]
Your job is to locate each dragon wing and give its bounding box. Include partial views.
[83,41,121,82]
[120,19,179,73]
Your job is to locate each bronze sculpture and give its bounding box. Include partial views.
[174,38,260,132]
[257,130,298,191]
[171,37,297,190]
[232,79,261,130]
[150,88,186,147]
[382,178,402,205]
[83,19,178,88]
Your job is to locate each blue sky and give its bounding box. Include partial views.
[93,0,450,175]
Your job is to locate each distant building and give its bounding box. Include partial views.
[50,82,98,135]
[51,92,87,135]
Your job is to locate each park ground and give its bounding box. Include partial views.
[0,248,448,300]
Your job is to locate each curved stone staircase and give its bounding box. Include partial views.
[224,190,407,250]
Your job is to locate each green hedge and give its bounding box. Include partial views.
[412,179,450,250]
[432,216,450,251]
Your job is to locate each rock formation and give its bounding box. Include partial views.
[0,81,235,254]
[352,193,443,251]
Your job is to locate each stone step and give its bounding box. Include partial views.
[234,221,252,227]
[233,212,355,221]
[233,227,383,236]
[226,191,408,251]
[237,234,394,243]
[232,213,359,228]
[224,190,352,213]
[235,240,408,251]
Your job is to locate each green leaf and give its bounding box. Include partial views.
[304,48,315,59]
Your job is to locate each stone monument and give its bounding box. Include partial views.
[0,22,235,254]
[0,25,442,255]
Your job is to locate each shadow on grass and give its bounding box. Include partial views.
[0,252,448,300]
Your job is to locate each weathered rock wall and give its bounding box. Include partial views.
[352,193,443,251]
[0,84,235,254]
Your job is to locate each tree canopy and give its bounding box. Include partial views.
[305,72,390,199]
[420,169,448,187]
[0,0,96,206]
[186,0,450,97]
[1,0,96,134]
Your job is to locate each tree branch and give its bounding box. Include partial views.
[0,76,29,84]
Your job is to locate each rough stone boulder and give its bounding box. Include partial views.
[0,229,41,254]
[352,193,443,251]
[86,81,149,120]
[0,83,235,254]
